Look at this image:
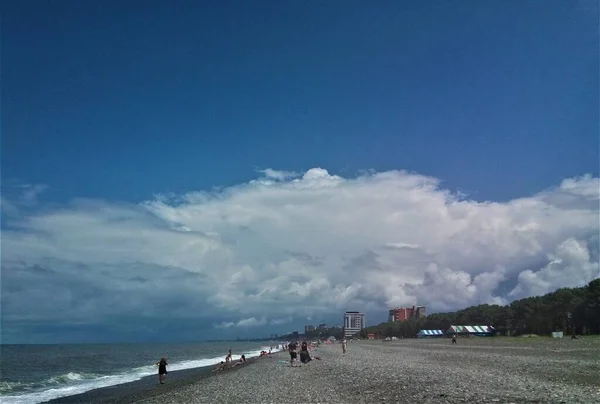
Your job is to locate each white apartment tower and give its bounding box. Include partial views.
[343,311,365,337]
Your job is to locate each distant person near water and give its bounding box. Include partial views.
[226,349,232,364]
[342,338,347,354]
[156,357,168,384]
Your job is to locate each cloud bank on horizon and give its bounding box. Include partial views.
[1,168,599,339]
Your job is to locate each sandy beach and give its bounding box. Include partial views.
[129,338,599,404]
[44,338,600,404]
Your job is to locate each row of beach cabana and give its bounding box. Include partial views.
[417,325,495,338]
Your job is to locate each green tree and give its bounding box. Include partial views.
[362,280,600,338]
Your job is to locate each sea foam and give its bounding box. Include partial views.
[1,345,279,404]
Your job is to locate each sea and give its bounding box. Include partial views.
[0,341,279,404]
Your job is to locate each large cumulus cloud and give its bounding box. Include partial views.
[1,168,599,339]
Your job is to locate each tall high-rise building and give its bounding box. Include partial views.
[343,311,365,337]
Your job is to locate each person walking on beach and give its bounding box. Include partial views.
[156,357,168,384]
[288,341,298,366]
[452,334,457,344]
[342,338,348,355]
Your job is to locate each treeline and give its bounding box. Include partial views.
[360,279,600,338]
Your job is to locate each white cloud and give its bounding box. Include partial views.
[385,242,421,250]
[237,317,267,327]
[270,317,293,325]
[257,168,299,181]
[214,321,236,329]
[1,182,47,216]
[508,238,599,299]
[403,263,508,312]
[1,169,599,330]
[215,317,267,328]
[19,184,48,206]
[1,196,19,216]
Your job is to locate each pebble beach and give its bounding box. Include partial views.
[128,337,600,404]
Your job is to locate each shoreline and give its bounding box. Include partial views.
[42,353,277,404]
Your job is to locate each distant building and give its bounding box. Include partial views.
[388,307,414,321]
[343,311,365,337]
[389,306,426,321]
[304,325,315,333]
[292,331,299,338]
[318,323,328,329]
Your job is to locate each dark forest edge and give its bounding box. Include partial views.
[359,279,600,339]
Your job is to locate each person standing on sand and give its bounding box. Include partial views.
[156,357,168,384]
[342,338,347,354]
[225,349,232,364]
[288,341,298,366]
[452,334,457,344]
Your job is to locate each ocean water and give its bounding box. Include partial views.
[0,341,279,404]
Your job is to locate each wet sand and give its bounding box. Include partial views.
[42,356,261,404]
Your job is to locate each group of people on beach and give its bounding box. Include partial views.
[154,348,252,384]
[284,340,322,366]
[155,340,328,384]
[220,349,251,369]
[213,350,248,372]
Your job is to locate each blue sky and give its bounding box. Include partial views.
[4,0,598,202]
[2,1,599,343]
